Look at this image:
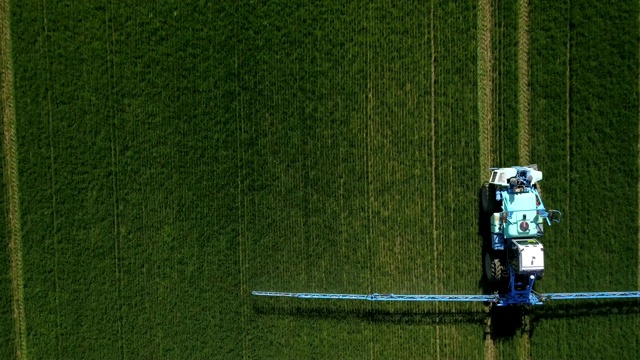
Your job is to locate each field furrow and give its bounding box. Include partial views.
[431,1,440,357]
[518,0,531,167]
[478,0,495,358]
[0,0,27,358]
[517,1,531,359]
[478,0,493,172]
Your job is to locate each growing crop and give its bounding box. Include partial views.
[1,0,638,359]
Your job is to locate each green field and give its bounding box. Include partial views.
[1,0,638,359]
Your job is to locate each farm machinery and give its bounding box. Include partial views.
[253,165,640,307]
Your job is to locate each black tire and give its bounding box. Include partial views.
[484,252,508,283]
[481,182,500,214]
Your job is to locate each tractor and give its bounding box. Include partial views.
[480,165,561,305]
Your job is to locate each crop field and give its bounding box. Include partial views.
[1,0,638,359]
[529,1,640,358]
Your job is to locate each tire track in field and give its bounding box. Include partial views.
[483,314,494,360]
[517,1,532,359]
[478,0,494,359]
[518,0,530,166]
[430,1,440,358]
[478,0,494,174]
[0,0,27,358]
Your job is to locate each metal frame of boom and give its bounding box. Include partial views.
[252,290,640,306]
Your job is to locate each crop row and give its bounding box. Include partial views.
[246,1,484,358]
[3,0,639,359]
[530,1,639,359]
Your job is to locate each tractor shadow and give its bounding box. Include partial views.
[253,300,640,340]
[253,301,487,326]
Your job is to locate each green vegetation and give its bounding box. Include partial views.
[247,1,483,358]
[1,0,638,359]
[0,160,13,359]
[493,0,520,168]
[531,0,640,358]
[13,1,241,358]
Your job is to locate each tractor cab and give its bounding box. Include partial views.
[489,166,542,189]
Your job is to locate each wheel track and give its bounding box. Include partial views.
[478,0,494,358]
[518,0,530,166]
[0,0,27,358]
[430,1,440,358]
[478,0,494,174]
[517,0,531,359]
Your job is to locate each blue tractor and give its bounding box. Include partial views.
[480,165,561,305]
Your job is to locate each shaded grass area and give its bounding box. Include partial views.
[530,0,639,358]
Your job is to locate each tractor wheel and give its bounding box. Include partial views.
[484,252,506,283]
[481,182,499,214]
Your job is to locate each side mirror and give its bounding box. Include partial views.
[547,210,562,224]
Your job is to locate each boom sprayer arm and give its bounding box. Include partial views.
[252,290,640,306]
[252,291,498,303]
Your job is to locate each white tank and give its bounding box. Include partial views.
[510,239,544,274]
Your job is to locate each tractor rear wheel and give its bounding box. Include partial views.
[484,252,507,283]
[481,182,500,214]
